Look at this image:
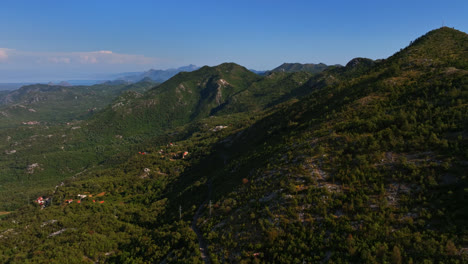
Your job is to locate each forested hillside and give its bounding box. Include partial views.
[0,80,158,210]
[0,80,157,128]
[0,27,466,263]
[265,63,330,75]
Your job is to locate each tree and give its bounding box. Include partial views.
[445,240,457,255]
[392,245,402,264]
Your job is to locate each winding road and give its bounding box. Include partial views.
[192,180,213,264]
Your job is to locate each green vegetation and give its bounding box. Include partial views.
[0,80,158,210]
[0,27,466,263]
[0,80,157,128]
[265,62,330,75]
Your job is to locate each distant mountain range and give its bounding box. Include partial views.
[114,63,335,81]
[114,64,200,83]
[0,63,334,91]
[0,65,199,90]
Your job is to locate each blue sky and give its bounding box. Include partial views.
[0,0,467,82]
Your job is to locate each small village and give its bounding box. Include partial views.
[35,191,107,209]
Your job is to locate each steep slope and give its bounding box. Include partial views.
[87,63,260,136]
[88,63,319,137]
[264,57,377,106]
[389,27,468,69]
[192,27,468,262]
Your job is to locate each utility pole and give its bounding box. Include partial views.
[179,205,182,220]
[209,200,212,216]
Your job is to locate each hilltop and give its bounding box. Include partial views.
[267,62,330,74]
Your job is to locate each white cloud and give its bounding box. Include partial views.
[76,50,155,65]
[48,57,71,64]
[0,48,159,66]
[79,54,98,64]
[0,48,10,62]
[96,50,112,54]
[0,48,168,82]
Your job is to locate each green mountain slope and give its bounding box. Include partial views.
[0,80,158,210]
[0,80,157,128]
[193,27,468,262]
[0,27,466,263]
[86,63,319,138]
[267,62,330,74]
[0,62,311,212]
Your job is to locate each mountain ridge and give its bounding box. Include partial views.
[264,62,331,75]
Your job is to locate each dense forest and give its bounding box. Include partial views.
[0,27,466,263]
